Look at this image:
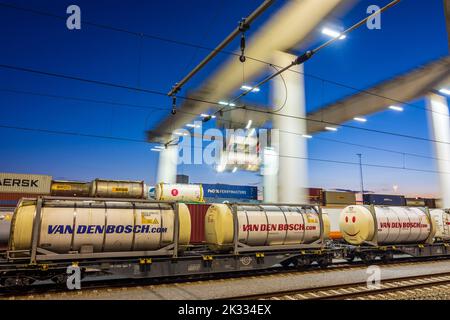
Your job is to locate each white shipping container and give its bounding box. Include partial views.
[430,209,450,241]
[0,173,52,194]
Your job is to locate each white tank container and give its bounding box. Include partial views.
[430,209,450,241]
[205,204,329,250]
[321,207,345,239]
[10,199,191,254]
[340,205,435,245]
[0,211,12,249]
[155,183,203,202]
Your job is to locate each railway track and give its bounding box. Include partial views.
[237,272,450,300]
[2,257,449,299]
[0,260,358,298]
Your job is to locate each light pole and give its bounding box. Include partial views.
[357,153,364,195]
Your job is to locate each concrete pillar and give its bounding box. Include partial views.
[269,51,309,204]
[262,146,279,203]
[156,145,178,183]
[426,93,450,208]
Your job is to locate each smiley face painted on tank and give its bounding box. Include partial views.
[339,208,371,245]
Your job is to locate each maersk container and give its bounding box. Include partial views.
[322,191,356,206]
[0,173,52,194]
[340,205,435,245]
[363,194,406,206]
[9,199,191,254]
[90,179,146,199]
[205,204,330,250]
[155,183,203,202]
[51,181,91,197]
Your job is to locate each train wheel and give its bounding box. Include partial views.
[280,259,294,268]
[318,256,331,268]
[296,257,311,268]
[1,276,35,287]
[51,274,69,285]
[361,254,375,264]
[345,255,355,262]
[381,252,393,263]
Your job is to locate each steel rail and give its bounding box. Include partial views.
[236,272,450,300]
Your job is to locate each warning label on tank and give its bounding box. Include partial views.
[141,213,159,224]
[47,224,168,234]
[112,187,129,193]
[141,212,160,224]
[53,185,72,190]
[242,224,316,232]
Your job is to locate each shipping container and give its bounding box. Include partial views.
[0,173,52,194]
[202,184,258,201]
[10,199,191,254]
[363,194,406,206]
[308,188,322,204]
[341,205,433,245]
[405,198,426,207]
[0,193,47,207]
[186,203,209,244]
[322,191,356,206]
[51,181,91,197]
[205,204,329,250]
[424,198,437,209]
[308,188,322,197]
[176,175,189,184]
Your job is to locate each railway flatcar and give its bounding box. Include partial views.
[0,198,449,288]
[339,205,450,262]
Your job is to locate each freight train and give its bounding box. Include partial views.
[0,196,449,288]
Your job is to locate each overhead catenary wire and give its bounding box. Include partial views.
[0,123,448,175]
[216,0,402,115]
[0,81,446,164]
[269,64,288,113]
[0,1,447,118]
[167,0,275,96]
[4,86,449,164]
[0,3,447,184]
[1,62,449,146]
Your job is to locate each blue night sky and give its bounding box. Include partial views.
[0,0,448,197]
